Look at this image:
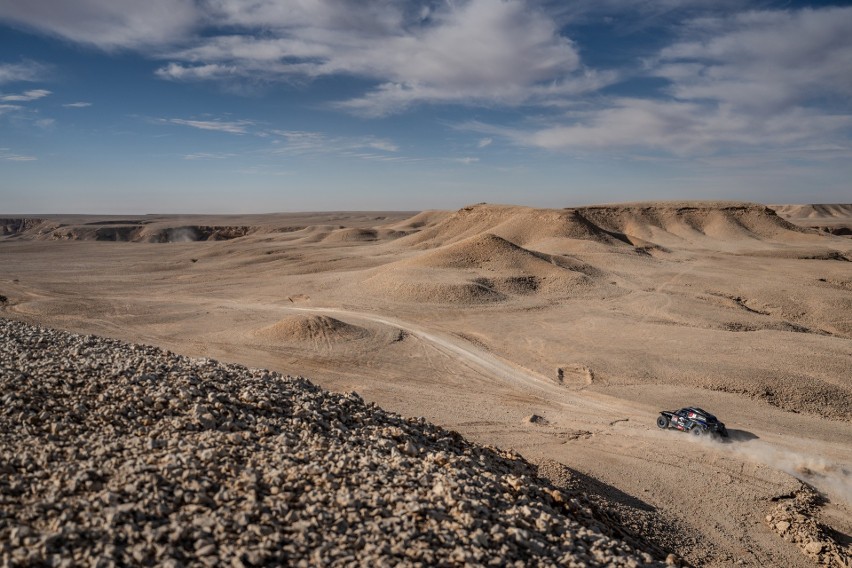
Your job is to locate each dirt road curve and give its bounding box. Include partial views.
[146,299,852,566]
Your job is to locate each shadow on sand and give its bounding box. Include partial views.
[722,428,760,443]
[563,467,658,512]
[533,459,693,565]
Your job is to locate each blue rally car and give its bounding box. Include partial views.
[657,407,728,438]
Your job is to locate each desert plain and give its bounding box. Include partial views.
[1,201,851,566]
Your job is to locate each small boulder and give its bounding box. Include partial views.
[804,541,823,555]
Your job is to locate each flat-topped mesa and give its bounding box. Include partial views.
[400,202,814,251]
[770,203,852,220]
[572,201,807,241]
[0,218,53,236]
[769,204,852,236]
[1,222,258,242]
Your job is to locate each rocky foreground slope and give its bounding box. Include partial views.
[0,319,667,567]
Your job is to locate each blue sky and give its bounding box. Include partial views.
[1,0,851,213]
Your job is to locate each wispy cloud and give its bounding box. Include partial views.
[453,157,479,165]
[0,89,51,102]
[269,130,401,158]
[0,60,48,84]
[0,148,36,161]
[183,152,237,160]
[62,101,92,108]
[154,63,238,81]
[163,118,253,134]
[460,100,852,157]
[0,0,198,50]
[477,137,493,148]
[0,104,22,116]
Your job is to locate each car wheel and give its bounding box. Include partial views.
[656,416,669,429]
[692,426,704,436]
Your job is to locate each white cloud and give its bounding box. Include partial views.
[653,7,852,113]
[459,6,852,160]
[0,88,51,102]
[453,157,479,164]
[183,152,237,160]
[1,1,607,114]
[461,99,852,156]
[164,118,253,134]
[477,137,493,148]
[0,148,36,161]
[162,119,404,161]
[150,0,604,115]
[0,0,198,50]
[154,62,240,81]
[0,104,22,116]
[63,101,92,108]
[35,118,54,128]
[365,139,398,153]
[0,60,49,84]
[268,130,401,158]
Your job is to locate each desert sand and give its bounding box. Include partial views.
[1,202,850,566]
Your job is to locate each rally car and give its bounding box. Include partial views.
[656,407,728,438]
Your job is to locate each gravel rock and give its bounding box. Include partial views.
[764,485,850,566]
[0,319,665,566]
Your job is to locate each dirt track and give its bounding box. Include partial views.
[1,203,850,566]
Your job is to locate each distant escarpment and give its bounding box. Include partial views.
[0,219,256,243]
[399,202,812,252]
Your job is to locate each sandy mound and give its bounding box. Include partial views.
[360,234,597,304]
[280,224,344,244]
[401,233,583,272]
[322,228,405,243]
[384,210,452,232]
[398,204,626,250]
[322,228,380,243]
[360,270,508,304]
[255,314,367,342]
